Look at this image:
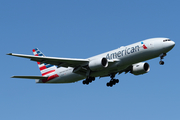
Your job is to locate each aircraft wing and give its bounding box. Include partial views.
[7,53,89,68]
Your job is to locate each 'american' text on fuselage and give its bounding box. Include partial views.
[106,45,140,60]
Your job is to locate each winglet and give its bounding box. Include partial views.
[6,53,12,55]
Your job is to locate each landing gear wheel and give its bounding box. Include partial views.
[106,79,119,87]
[106,82,110,87]
[89,79,92,83]
[92,77,95,81]
[159,61,164,65]
[83,80,86,84]
[106,74,120,87]
[159,53,166,65]
[115,79,119,83]
[82,80,89,85]
[82,77,96,85]
[109,82,113,87]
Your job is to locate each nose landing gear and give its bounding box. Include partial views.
[159,53,166,65]
[159,61,164,65]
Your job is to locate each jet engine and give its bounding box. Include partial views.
[89,58,108,71]
[131,62,150,75]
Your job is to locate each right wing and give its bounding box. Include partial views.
[7,53,89,68]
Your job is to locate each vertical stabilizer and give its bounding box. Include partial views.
[32,48,57,77]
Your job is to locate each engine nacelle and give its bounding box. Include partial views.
[89,58,108,71]
[131,62,150,75]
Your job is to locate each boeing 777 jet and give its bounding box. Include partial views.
[7,38,175,87]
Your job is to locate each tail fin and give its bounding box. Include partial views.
[32,48,57,77]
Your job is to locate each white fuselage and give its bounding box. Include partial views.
[41,38,175,83]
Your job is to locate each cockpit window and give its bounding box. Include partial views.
[163,39,171,42]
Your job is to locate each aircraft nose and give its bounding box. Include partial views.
[169,41,175,49]
[163,40,175,52]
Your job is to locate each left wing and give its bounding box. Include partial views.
[7,53,89,68]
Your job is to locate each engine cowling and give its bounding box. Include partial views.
[131,62,150,75]
[89,58,108,71]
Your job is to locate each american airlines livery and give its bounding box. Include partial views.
[7,38,175,87]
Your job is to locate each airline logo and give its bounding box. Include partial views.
[141,42,147,49]
[32,48,57,76]
[32,48,59,83]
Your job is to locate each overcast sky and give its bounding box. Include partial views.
[1,0,180,120]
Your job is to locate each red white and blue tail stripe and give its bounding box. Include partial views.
[32,48,57,77]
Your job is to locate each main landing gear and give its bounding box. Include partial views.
[82,77,95,85]
[159,53,166,65]
[106,74,119,87]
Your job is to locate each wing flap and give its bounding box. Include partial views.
[7,53,89,68]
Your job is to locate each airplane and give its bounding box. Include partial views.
[7,37,175,87]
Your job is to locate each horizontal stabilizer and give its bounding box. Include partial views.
[11,76,48,79]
